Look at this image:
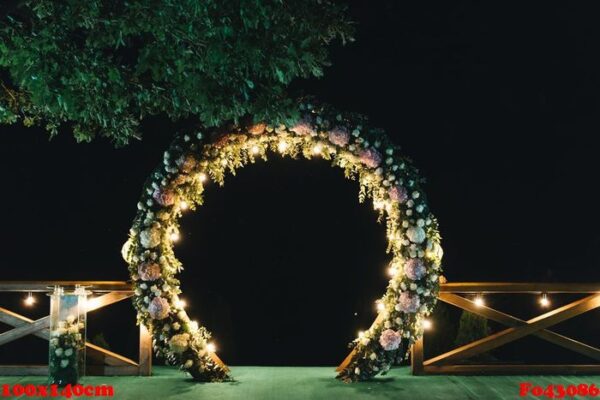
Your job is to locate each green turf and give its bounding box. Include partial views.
[2,366,599,399]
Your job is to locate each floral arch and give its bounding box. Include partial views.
[122,102,443,382]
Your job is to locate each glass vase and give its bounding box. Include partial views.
[48,286,87,386]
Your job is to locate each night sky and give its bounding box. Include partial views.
[1,2,599,366]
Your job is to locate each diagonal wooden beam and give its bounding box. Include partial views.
[85,292,132,312]
[335,313,385,372]
[0,306,138,367]
[0,292,132,346]
[0,315,49,346]
[0,292,138,368]
[438,293,600,361]
[425,293,600,366]
[0,306,48,340]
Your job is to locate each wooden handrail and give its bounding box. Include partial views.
[3,281,598,294]
[0,281,131,292]
[440,282,600,294]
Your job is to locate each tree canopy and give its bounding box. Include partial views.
[0,0,353,146]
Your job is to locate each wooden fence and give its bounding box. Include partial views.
[411,282,600,375]
[0,281,151,376]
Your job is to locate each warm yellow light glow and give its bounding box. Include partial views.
[251,145,260,155]
[277,140,288,153]
[312,143,323,155]
[539,293,550,308]
[376,302,385,312]
[221,159,228,166]
[474,294,485,308]
[198,173,207,183]
[179,201,189,211]
[373,200,387,211]
[387,266,398,277]
[190,320,199,331]
[423,319,432,330]
[176,299,187,309]
[169,231,180,242]
[207,342,216,353]
[358,330,364,338]
[24,292,36,307]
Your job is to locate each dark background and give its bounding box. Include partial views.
[1,2,599,366]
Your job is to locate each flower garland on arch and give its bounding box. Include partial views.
[122,101,444,382]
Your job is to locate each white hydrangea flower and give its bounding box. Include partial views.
[140,227,161,249]
[354,367,361,375]
[370,353,377,360]
[64,348,73,357]
[406,226,426,244]
[54,348,63,357]
[60,359,69,368]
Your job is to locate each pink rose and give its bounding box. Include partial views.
[388,185,408,203]
[328,127,350,146]
[290,118,315,136]
[248,123,267,135]
[138,262,162,281]
[379,329,402,351]
[153,188,175,206]
[358,148,382,168]
[148,297,170,320]
[398,292,420,313]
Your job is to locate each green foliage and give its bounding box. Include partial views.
[454,310,494,361]
[91,332,111,351]
[455,311,490,346]
[0,0,353,146]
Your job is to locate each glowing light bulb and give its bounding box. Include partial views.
[277,140,288,153]
[179,201,189,211]
[358,330,364,338]
[376,302,385,312]
[474,294,485,308]
[169,231,180,242]
[423,319,432,330]
[373,200,386,210]
[198,173,207,183]
[312,143,323,155]
[387,266,398,277]
[539,293,550,308]
[24,292,35,307]
[251,145,260,155]
[207,342,216,353]
[190,320,199,331]
[176,299,187,309]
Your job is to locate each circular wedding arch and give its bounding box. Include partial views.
[123,102,443,382]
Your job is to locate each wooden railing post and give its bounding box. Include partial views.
[139,324,152,376]
[411,337,424,375]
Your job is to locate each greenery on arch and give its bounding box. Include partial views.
[122,101,444,382]
[0,0,353,145]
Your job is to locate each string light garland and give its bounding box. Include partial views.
[122,101,443,382]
